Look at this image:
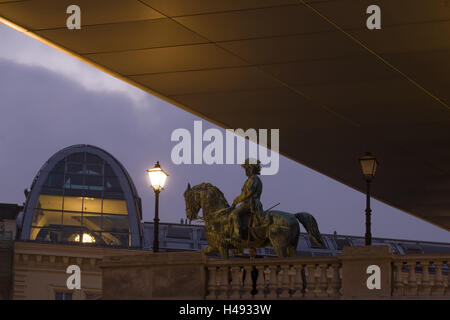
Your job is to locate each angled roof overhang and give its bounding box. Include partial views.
[1,0,449,231]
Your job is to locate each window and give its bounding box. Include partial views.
[55,292,72,300]
[44,172,64,189]
[86,164,102,175]
[86,153,103,164]
[30,228,61,242]
[30,152,130,247]
[32,208,62,227]
[83,197,102,213]
[67,152,84,162]
[102,199,127,214]
[102,215,128,233]
[36,194,63,211]
[67,163,83,174]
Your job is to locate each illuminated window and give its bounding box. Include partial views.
[26,147,140,248]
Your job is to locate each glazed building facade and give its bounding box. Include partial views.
[20,145,142,248]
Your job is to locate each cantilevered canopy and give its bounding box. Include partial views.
[1,0,449,231]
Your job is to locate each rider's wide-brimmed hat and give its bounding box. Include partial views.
[241,158,261,169]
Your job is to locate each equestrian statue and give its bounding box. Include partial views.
[184,159,325,259]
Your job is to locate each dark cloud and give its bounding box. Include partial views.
[0,59,448,242]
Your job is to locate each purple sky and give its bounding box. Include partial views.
[0,23,448,243]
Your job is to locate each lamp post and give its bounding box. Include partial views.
[146,161,168,252]
[359,152,378,246]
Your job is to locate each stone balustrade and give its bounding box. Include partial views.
[205,256,342,299]
[392,254,449,298]
[204,250,450,300]
[98,246,450,300]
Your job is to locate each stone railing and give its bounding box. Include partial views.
[392,254,449,298]
[204,249,450,300]
[205,256,342,299]
[99,247,450,300]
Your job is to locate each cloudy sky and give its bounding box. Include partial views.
[0,23,448,243]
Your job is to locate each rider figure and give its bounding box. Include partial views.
[229,158,271,242]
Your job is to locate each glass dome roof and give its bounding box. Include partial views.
[21,145,142,248]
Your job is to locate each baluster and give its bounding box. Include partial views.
[393,262,404,297]
[254,265,266,299]
[266,265,278,299]
[304,264,316,298]
[407,261,418,296]
[292,264,304,299]
[288,266,296,297]
[230,266,242,299]
[432,261,444,297]
[317,264,328,297]
[275,266,283,298]
[420,261,431,296]
[206,266,218,299]
[242,265,253,299]
[264,267,271,298]
[329,263,341,298]
[338,268,344,296]
[278,265,291,299]
[217,266,230,299]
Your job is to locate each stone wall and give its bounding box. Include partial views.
[12,242,141,300]
[101,246,449,300]
[0,241,13,300]
[101,251,206,299]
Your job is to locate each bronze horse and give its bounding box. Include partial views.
[184,183,325,259]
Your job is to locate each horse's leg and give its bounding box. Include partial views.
[287,234,299,257]
[231,248,244,256]
[287,245,297,257]
[267,225,288,258]
[275,232,296,258]
[280,246,287,257]
[219,246,229,259]
[273,245,287,258]
[272,246,281,257]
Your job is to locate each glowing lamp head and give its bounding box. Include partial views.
[146,161,168,191]
[359,152,378,182]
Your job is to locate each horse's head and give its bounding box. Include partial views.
[184,183,200,220]
[184,182,229,221]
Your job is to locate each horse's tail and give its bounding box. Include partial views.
[295,212,326,248]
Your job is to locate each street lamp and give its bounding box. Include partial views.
[359,152,378,246]
[146,161,168,252]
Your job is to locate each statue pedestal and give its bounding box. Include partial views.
[100,251,206,300]
[339,245,393,299]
